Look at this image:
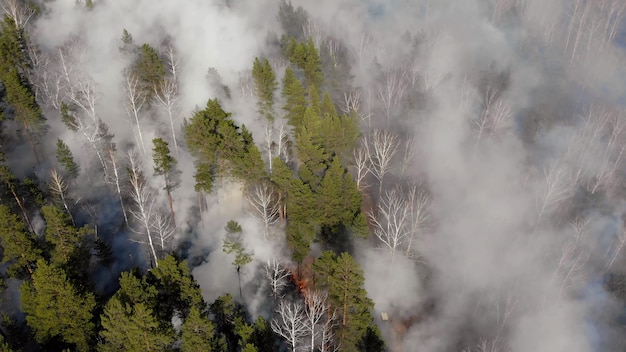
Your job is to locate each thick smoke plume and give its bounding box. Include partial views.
[12,0,626,351]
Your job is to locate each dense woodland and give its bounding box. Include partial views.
[0,0,625,351]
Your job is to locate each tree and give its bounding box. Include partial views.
[0,0,36,29]
[153,79,181,155]
[368,188,411,263]
[99,297,174,352]
[105,147,129,226]
[152,137,180,226]
[271,300,307,352]
[41,204,91,267]
[282,67,307,129]
[20,259,95,351]
[246,181,280,240]
[134,43,165,101]
[364,130,399,195]
[124,73,148,154]
[223,220,253,298]
[181,307,215,352]
[0,204,40,277]
[304,290,329,352]
[56,139,79,180]
[252,57,278,121]
[150,255,204,321]
[265,258,291,298]
[312,251,374,352]
[48,169,74,225]
[128,151,158,267]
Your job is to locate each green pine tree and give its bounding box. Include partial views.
[222,220,253,298]
[312,251,374,352]
[152,138,180,225]
[281,67,307,129]
[56,139,80,180]
[0,204,41,278]
[252,57,278,121]
[181,307,215,352]
[20,259,96,351]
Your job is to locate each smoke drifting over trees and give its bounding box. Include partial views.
[0,0,625,351]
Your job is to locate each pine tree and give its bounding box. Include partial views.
[0,204,40,278]
[181,307,215,352]
[222,220,253,298]
[152,138,180,226]
[281,67,307,129]
[56,139,80,180]
[134,43,166,101]
[99,297,174,352]
[20,260,96,351]
[41,205,91,267]
[312,251,374,352]
[150,255,204,321]
[252,57,278,121]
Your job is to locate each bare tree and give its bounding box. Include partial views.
[352,146,370,190]
[341,90,361,115]
[366,130,399,195]
[534,163,575,231]
[48,169,75,225]
[246,181,280,240]
[264,124,274,172]
[152,211,176,257]
[124,74,147,154]
[473,87,513,149]
[128,152,158,268]
[271,300,308,352]
[265,258,291,298]
[405,184,431,258]
[105,148,129,226]
[606,219,626,271]
[376,70,407,124]
[320,308,339,352]
[153,79,181,156]
[369,188,412,263]
[0,0,35,28]
[399,137,417,178]
[304,290,328,352]
[276,123,292,164]
[163,45,179,81]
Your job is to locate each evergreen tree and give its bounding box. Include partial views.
[312,251,374,352]
[134,43,165,101]
[252,57,278,121]
[99,297,174,352]
[222,220,253,298]
[149,255,204,321]
[281,67,307,129]
[152,138,180,225]
[41,205,91,267]
[20,259,96,351]
[181,307,215,352]
[0,204,40,278]
[56,139,80,180]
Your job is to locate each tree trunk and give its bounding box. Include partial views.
[167,189,176,228]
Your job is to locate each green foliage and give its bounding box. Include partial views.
[122,29,133,44]
[313,251,374,352]
[99,297,174,352]
[41,205,91,267]
[209,294,254,352]
[94,236,114,269]
[357,325,386,352]
[181,307,215,352]
[152,137,180,192]
[59,102,78,131]
[56,139,80,180]
[134,43,165,100]
[223,221,253,270]
[281,67,307,128]
[286,37,323,90]
[0,204,40,278]
[20,260,95,351]
[116,271,158,307]
[252,57,278,121]
[185,99,265,192]
[277,1,308,42]
[150,255,204,320]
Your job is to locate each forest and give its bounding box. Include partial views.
[0,0,625,351]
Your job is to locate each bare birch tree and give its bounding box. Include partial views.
[366,130,399,195]
[128,152,158,267]
[265,258,291,298]
[405,184,431,258]
[271,300,307,352]
[472,87,513,149]
[48,169,75,225]
[352,146,370,190]
[534,163,575,231]
[124,74,147,154]
[246,181,280,240]
[304,290,328,352]
[105,148,129,226]
[0,0,35,28]
[606,218,626,271]
[152,211,176,257]
[377,70,407,124]
[153,79,180,156]
[369,188,412,263]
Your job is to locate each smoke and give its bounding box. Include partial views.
[12,0,626,350]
